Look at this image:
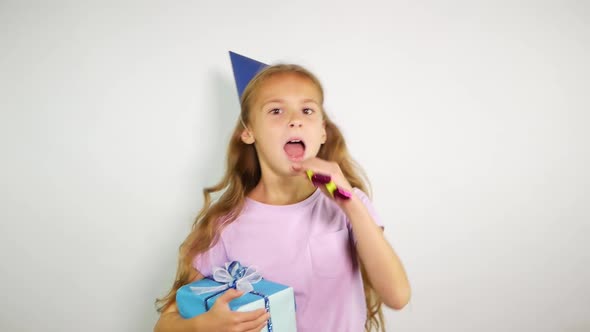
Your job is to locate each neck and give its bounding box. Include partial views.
[248,170,317,205]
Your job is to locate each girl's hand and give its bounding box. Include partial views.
[292,157,354,204]
[201,288,270,332]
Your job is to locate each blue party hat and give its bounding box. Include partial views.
[229,51,268,100]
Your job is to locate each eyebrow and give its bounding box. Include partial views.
[261,98,320,107]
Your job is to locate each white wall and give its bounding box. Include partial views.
[1,1,588,331]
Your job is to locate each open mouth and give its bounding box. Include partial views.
[284,138,306,160]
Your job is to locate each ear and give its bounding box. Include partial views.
[241,128,255,144]
[321,120,327,144]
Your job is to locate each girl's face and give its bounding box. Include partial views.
[242,72,327,176]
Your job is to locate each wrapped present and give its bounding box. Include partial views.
[176,261,297,332]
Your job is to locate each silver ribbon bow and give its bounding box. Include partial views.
[190,261,263,295]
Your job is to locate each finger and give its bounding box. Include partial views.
[304,168,334,184]
[232,308,267,323]
[298,162,351,198]
[237,311,270,331]
[215,288,244,305]
[292,157,331,174]
[310,173,351,200]
[324,180,338,197]
[316,181,333,198]
[304,169,329,185]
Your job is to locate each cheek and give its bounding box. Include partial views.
[255,127,282,148]
[310,121,326,136]
[260,116,286,128]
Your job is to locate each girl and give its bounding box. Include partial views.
[154,55,411,332]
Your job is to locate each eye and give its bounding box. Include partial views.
[269,108,283,115]
[303,108,314,115]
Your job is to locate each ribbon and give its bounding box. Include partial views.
[190,261,262,295]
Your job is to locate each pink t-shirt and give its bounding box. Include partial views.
[192,187,383,332]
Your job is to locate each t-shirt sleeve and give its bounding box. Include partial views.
[348,188,384,243]
[191,235,229,277]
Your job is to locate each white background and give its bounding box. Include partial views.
[1,1,588,331]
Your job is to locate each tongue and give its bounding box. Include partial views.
[284,143,305,158]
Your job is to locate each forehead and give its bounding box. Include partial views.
[253,72,322,105]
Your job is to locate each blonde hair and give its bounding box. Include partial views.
[155,64,385,331]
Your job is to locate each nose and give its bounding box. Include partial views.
[288,111,303,128]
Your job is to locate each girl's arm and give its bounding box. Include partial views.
[291,159,411,309]
[154,271,205,332]
[154,303,205,332]
[342,194,411,310]
[154,292,268,332]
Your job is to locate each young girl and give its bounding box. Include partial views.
[154,54,411,332]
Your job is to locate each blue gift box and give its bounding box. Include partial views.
[176,261,297,332]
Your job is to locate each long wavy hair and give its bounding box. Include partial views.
[155,63,385,331]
